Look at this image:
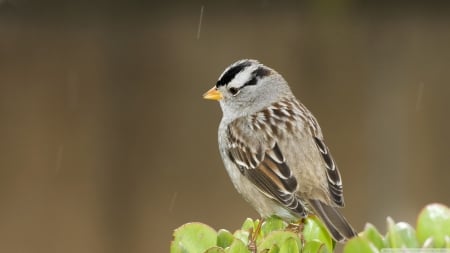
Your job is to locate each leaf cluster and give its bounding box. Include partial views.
[171,203,450,253]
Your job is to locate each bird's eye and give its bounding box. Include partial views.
[228,87,240,96]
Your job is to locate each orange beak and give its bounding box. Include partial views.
[203,86,223,101]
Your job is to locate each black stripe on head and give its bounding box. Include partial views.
[216,60,252,87]
[242,66,271,87]
[255,66,271,78]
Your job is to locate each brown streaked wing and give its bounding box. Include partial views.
[226,123,307,216]
[313,137,344,207]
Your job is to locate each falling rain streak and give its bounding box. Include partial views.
[197,5,204,40]
[169,192,178,212]
[55,145,64,173]
[416,82,424,112]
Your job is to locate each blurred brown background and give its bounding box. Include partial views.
[0,1,449,252]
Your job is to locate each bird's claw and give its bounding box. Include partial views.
[247,219,264,253]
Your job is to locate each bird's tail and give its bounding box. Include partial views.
[308,199,358,242]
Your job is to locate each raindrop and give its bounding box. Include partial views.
[416,82,424,111]
[169,191,178,212]
[55,145,64,173]
[197,5,205,40]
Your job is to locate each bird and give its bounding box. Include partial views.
[203,59,357,242]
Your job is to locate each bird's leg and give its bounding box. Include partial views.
[247,227,256,253]
[286,217,307,247]
[248,218,264,253]
[299,217,306,247]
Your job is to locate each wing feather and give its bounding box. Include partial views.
[226,122,307,216]
[313,136,344,207]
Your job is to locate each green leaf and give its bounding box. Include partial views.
[302,239,329,253]
[416,203,450,248]
[361,223,385,250]
[204,247,226,253]
[217,229,234,248]
[302,216,334,252]
[262,216,287,236]
[171,222,217,253]
[233,229,250,246]
[242,218,256,231]
[396,222,419,248]
[237,218,260,245]
[258,231,301,253]
[226,239,250,253]
[279,237,299,253]
[343,237,379,253]
[267,244,280,253]
[386,217,419,248]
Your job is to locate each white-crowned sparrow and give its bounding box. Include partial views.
[203,59,357,242]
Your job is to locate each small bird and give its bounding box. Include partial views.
[203,59,357,242]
